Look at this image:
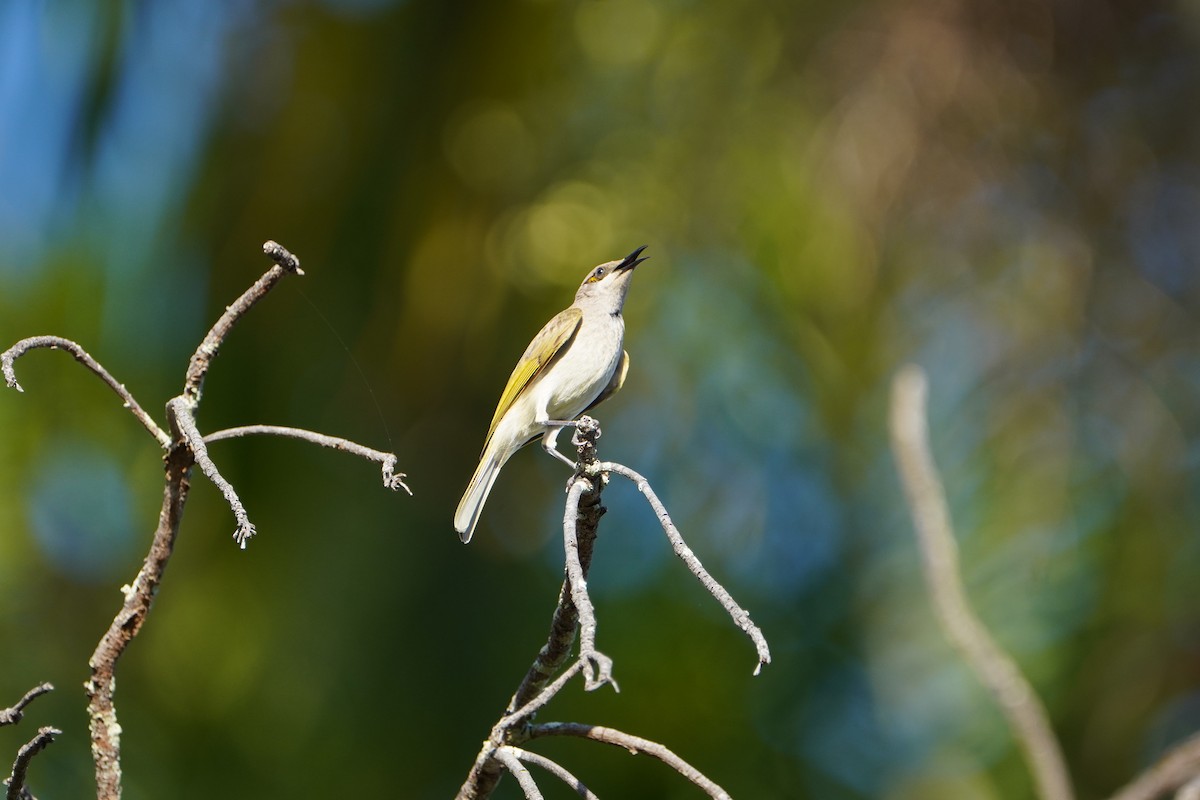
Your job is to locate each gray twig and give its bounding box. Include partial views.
[204,425,411,494]
[889,364,1074,800]
[507,747,598,799]
[182,239,303,405]
[168,398,255,547]
[4,726,60,800]
[2,336,170,448]
[494,748,544,800]
[598,459,771,674]
[0,685,53,728]
[529,722,732,800]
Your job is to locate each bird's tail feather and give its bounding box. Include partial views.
[454,449,505,543]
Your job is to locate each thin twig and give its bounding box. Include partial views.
[494,747,545,800]
[168,398,255,548]
[182,240,303,404]
[509,747,598,800]
[1107,731,1200,800]
[204,425,411,493]
[1,336,170,447]
[0,685,53,727]
[598,460,771,674]
[889,364,1074,800]
[529,722,731,800]
[5,726,60,800]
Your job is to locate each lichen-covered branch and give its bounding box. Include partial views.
[86,442,193,800]
[889,364,1074,800]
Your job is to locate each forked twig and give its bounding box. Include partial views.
[3,241,407,799]
[456,418,756,800]
[530,722,731,800]
[889,364,1073,800]
[507,747,597,799]
[0,685,53,728]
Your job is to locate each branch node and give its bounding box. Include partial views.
[0,685,54,728]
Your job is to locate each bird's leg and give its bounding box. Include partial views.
[539,424,578,469]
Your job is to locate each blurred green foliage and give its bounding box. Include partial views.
[2,0,1200,797]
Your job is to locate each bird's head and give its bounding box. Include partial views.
[573,245,648,313]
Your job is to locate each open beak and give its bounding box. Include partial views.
[615,245,649,271]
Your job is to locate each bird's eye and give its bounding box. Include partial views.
[595,267,606,278]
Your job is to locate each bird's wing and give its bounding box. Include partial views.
[482,306,583,451]
[583,349,628,414]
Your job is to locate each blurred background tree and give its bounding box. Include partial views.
[1,0,1198,797]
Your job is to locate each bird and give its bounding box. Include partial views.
[454,245,648,543]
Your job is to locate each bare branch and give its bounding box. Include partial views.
[168,398,255,548]
[508,748,598,800]
[182,239,304,405]
[86,443,192,800]
[204,425,411,494]
[563,475,616,692]
[5,726,60,800]
[1,336,170,448]
[494,748,545,800]
[889,364,1074,800]
[1106,731,1200,800]
[0,685,53,727]
[529,722,731,800]
[598,459,771,674]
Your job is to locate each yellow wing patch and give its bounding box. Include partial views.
[482,307,583,452]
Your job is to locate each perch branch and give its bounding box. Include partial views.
[598,459,771,674]
[1106,731,1200,800]
[204,425,411,493]
[5,726,60,800]
[1,336,170,448]
[457,418,745,799]
[529,722,731,800]
[0,685,53,727]
[562,474,615,692]
[889,364,1074,800]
